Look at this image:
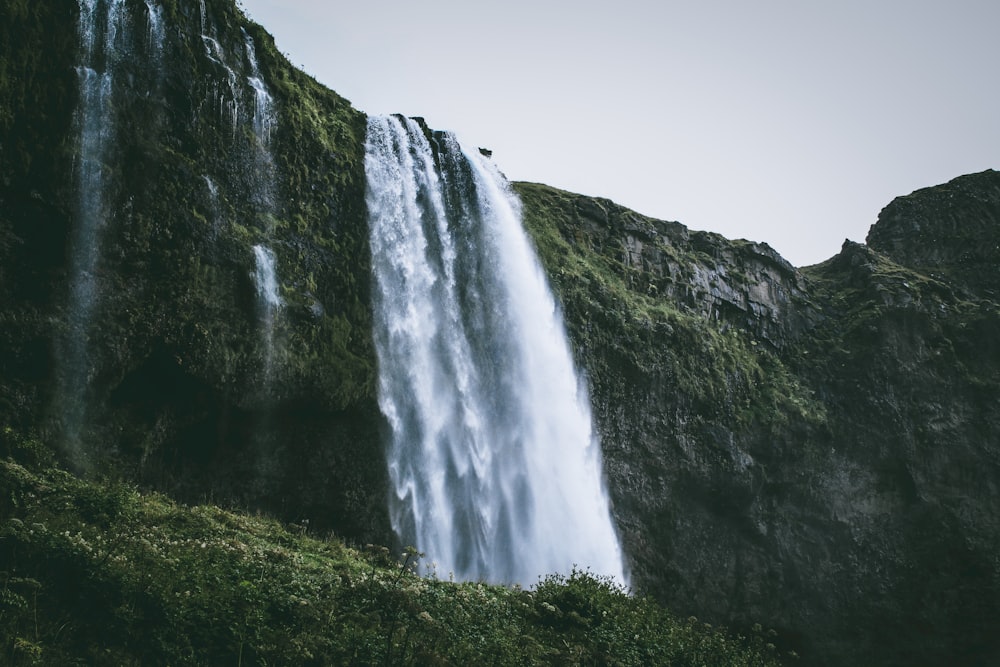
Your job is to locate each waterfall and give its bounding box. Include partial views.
[241,30,276,217]
[252,245,282,312]
[143,0,164,61]
[72,0,124,310]
[240,31,281,382]
[203,175,222,237]
[199,7,240,132]
[252,244,282,380]
[203,174,219,201]
[365,115,627,586]
[243,30,274,145]
[59,0,128,461]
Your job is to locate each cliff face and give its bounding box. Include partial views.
[1,2,999,666]
[0,0,388,543]
[517,175,1000,667]
[867,170,1000,297]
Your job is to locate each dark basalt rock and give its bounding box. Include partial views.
[868,169,1000,297]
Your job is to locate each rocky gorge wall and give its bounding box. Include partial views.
[516,175,1000,666]
[0,0,388,543]
[1,2,998,665]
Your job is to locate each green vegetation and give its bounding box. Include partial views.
[802,242,958,323]
[0,0,385,525]
[515,181,826,429]
[799,241,1000,393]
[246,21,376,406]
[0,434,785,666]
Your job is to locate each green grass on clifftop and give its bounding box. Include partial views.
[0,429,786,666]
[515,181,826,430]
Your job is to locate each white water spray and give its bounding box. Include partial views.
[365,115,626,586]
[252,243,283,376]
[240,33,281,381]
[253,245,284,339]
[253,245,282,310]
[199,6,240,132]
[202,174,222,236]
[240,29,276,215]
[143,0,164,60]
[203,174,218,200]
[242,30,274,145]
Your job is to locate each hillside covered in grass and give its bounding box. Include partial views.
[0,432,786,666]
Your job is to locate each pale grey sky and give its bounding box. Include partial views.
[239,0,999,267]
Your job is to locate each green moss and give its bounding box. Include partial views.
[798,242,1000,393]
[516,181,825,429]
[0,0,385,531]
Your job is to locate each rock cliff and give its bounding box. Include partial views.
[1,2,998,665]
[517,174,1000,666]
[0,0,388,544]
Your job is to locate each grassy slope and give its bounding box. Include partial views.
[0,431,786,666]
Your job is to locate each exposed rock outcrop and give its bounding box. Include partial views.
[562,189,818,348]
[868,169,1000,297]
[518,179,1000,667]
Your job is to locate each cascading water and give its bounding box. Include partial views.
[203,174,218,199]
[199,2,240,132]
[243,29,274,147]
[143,0,165,61]
[365,115,627,586]
[252,244,282,312]
[60,0,128,460]
[252,244,283,379]
[240,30,282,382]
[202,174,222,236]
[71,0,122,316]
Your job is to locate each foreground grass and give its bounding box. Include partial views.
[0,446,785,665]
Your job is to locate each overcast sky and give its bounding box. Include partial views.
[239,0,998,267]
